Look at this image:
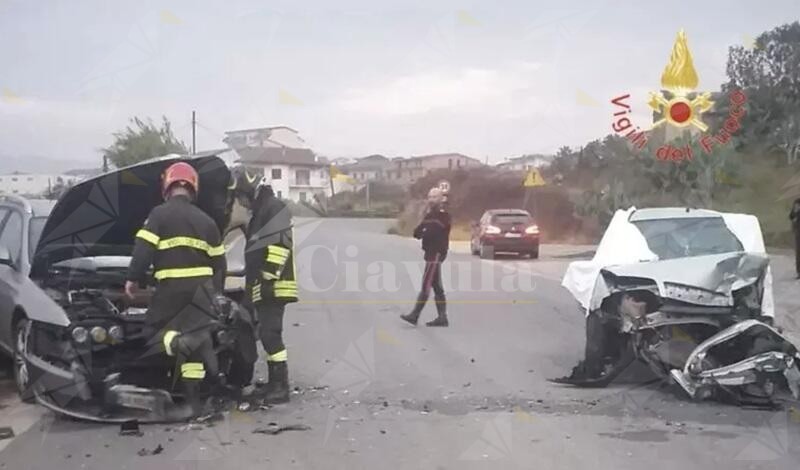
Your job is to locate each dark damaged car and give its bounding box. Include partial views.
[557,207,800,406]
[0,154,257,422]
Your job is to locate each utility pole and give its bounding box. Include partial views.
[191,110,197,155]
[365,180,371,211]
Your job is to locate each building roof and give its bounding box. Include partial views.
[63,168,103,177]
[342,155,390,171]
[406,152,482,163]
[504,154,554,163]
[224,126,298,135]
[235,147,325,167]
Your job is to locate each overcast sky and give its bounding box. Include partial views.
[0,0,798,168]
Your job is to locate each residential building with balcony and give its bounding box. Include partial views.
[382,153,483,185]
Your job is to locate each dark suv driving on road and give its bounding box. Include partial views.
[470,209,539,259]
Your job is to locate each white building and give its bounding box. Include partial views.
[223,126,310,150]
[0,173,81,197]
[236,147,329,202]
[497,154,554,171]
[223,126,330,203]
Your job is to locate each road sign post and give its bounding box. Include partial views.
[522,169,545,215]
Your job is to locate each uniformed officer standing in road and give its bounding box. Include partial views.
[244,176,298,404]
[401,186,451,327]
[125,162,227,416]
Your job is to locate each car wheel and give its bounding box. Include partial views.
[479,244,494,259]
[13,317,34,403]
[529,248,539,259]
[470,239,479,255]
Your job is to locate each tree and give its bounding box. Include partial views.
[724,22,800,163]
[103,116,188,169]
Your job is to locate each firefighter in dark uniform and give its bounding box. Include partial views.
[125,162,227,416]
[244,176,297,404]
[791,197,800,279]
[401,186,451,327]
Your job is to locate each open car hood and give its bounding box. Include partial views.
[30,155,231,279]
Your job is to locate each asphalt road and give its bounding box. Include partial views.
[1,217,800,469]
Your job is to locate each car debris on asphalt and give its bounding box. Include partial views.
[252,423,312,435]
[119,420,143,437]
[137,444,164,456]
[0,427,14,440]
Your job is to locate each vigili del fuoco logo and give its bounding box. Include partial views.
[610,29,747,162]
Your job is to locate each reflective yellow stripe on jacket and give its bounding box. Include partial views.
[156,236,225,257]
[274,280,298,298]
[136,229,160,246]
[154,267,213,280]
[181,362,206,380]
[265,245,290,265]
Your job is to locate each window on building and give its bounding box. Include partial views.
[11,177,17,182]
[457,160,462,168]
[272,168,282,180]
[277,190,283,199]
[448,159,453,169]
[296,169,310,185]
[299,192,307,202]
[27,177,33,181]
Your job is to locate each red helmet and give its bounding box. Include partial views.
[162,162,199,199]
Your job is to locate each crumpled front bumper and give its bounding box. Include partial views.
[670,319,800,401]
[26,348,193,423]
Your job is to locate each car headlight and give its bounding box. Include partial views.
[90,326,108,343]
[71,327,89,343]
[108,325,124,341]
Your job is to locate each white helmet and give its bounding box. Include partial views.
[427,187,444,204]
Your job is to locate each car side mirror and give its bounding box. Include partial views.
[0,246,14,268]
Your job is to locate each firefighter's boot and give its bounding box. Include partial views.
[183,380,205,417]
[262,361,290,404]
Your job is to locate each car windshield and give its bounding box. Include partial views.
[28,216,47,259]
[632,217,744,260]
[491,214,530,224]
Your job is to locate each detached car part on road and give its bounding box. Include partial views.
[557,207,800,406]
[0,155,258,422]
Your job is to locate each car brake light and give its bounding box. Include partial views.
[525,225,539,234]
[485,225,501,234]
